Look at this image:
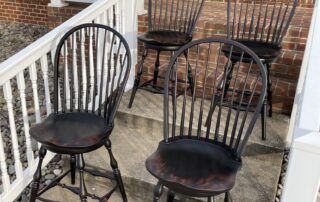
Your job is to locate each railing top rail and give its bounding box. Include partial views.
[0,0,119,86]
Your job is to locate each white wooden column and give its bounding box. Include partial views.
[137,0,147,15]
[282,0,320,201]
[282,133,320,202]
[48,0,68,7]
[286,0,320,146]
[122,0,138,91]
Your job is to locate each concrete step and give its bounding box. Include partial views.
[40,90,287,201]
[118,90,290,150]
[41,118,283,201]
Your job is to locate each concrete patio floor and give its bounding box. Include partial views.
[40,90,289,202]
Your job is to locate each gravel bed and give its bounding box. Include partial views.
[0,21,65,201]
[0,21,48,63]
[275,150,289,202]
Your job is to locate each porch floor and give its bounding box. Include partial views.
[41,90,289,202]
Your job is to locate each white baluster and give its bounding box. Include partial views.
[63,44,71,110]
[50,52,62,111]
[107,7,112,27]
[137,0,147,15]
[116,1,121,32]
[58,85,62,112]
[96,20,103,100]
[16,72,35,169]
[89,27,95,110]
[3,81,23,179]
[29,63,41,123]
[72,33,79,109]
[100,11,108,100]
[113,3,121,92]
[81,29,87,108]
[111,4,115,29]
[0,128,11,193]
[40,55,52,115]
[102,10,107,26]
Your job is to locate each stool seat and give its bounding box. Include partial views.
[146,139,241,197]
[30,112,112,154]
[138,31,192,49]
[222,40,281,63]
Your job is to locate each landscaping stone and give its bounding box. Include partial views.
[44,174,56,180]
[53,169,62,176]
[275,150,290,202]
[0,21,64,201]
[0,21,48,63]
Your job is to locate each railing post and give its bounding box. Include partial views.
[281,133,320,202]
[48,0,68,7]
[282,0,320,201]
[137,0,147,15]
[122,0,138,90]
[286,0,320,146]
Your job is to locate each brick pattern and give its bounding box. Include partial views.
[0,0,49,25]
[0,1,88,27]
[47,3,88,30]
[138,0,313,114]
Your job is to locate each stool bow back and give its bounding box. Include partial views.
[29,23,131,202]
[148,0,205,35]
[227,0,298,47]
[146,38,267,201]
[53,23,131,124]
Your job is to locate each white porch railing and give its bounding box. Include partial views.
[0,0,137,201]
[281,0,320,201]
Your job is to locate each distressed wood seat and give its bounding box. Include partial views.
[30,112,113,154]
[138,31,192,50]
[146,138,241,197]
[222,40,281,63]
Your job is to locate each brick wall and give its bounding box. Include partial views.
[0,0,49,25]
[138,0,313,114]
[0,0,88,28]
[47,3,88,29]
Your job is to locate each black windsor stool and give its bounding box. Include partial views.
[128,0,205,108]
[216,0,298,140]
[145,38,267,202]
[29,23,131,202]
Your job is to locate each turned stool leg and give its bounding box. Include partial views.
[208,196,215,202]
[153,181,163,202]
[70,155,76,185]
[153,50,161,87]
[78,154,87,202]
[224,191,232,202]
[105,139,127,202]
[129,47,148,108]
[30,146,47,202]
[167,190,175,202]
